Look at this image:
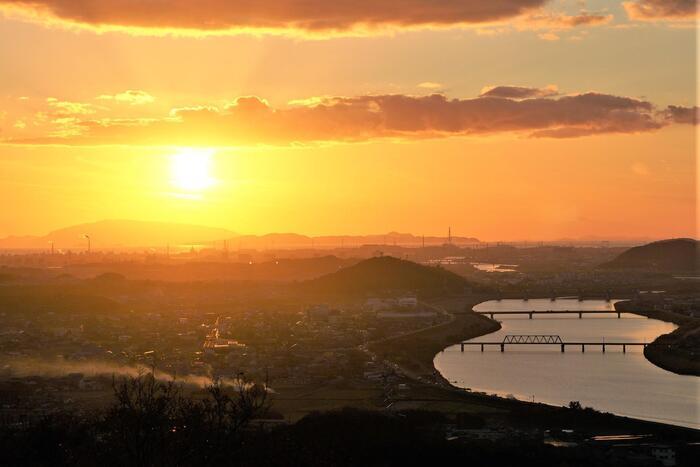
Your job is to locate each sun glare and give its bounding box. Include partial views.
[169,148,217,192]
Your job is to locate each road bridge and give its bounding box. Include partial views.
[460,335,667,353]
[476,310,624,319]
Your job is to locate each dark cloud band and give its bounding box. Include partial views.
[664,105,699,125]
[624,0,697,21]
[9,90,687,147]
[0,0,547,33]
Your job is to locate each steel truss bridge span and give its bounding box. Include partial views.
[459,334,668,353]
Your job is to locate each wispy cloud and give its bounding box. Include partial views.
[480,85,559,99]
[97,90,155,105]
[524,11,613,29]
[474,9,614,41]
[417,82,444,90]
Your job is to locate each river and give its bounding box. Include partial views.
[434,299,699,429]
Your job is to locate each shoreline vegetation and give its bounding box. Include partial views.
[614,300,700,377]
[369,295,698,434]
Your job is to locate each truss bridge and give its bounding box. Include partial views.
[459,334,667,353]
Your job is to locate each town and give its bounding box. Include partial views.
[0,239,698,465]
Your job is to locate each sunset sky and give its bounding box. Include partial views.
[0,0,697,241]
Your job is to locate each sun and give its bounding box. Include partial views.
[169,148,217,192]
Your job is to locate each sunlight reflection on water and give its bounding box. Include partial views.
[435,299,699,429]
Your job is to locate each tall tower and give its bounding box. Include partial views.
[448,227,452,245]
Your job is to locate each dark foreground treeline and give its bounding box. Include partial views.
[0,375,693,467]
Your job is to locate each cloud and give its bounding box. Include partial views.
[475,10,613,40]
[417,82,444,90]
[97,90,155,105]
[45,97,98,116]
[7,89,677,146]
[524,11,613,29]
[0,0,548,35]
[538,32,561,41]
[664,105,699,125]
[480,85,559,99]
[624,0,697,21]
[31,98,104,137]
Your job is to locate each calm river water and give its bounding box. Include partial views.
[434,299,699,429]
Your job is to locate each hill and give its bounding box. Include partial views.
[301,256,471,297]
[601,238,698,272]
[0,219,235,250]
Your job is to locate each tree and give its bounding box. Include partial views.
[568,400,583,411]
[102,373,269,466]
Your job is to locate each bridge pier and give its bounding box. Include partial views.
[459,337,649,354]
[529,312,533,319]
[477,311,633,319]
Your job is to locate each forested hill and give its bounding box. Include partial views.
[601,238,698,272]
[301,256,471,297]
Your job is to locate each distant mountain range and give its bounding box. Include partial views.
[0,220,235,250]
[301,255,471,297]
[601,238,699,272]
[0,220,479,250]
[227,231,479,250]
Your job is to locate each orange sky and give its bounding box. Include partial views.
[0,0,697,241]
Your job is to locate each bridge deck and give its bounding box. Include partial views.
[459,340,667,353]
[475,310,625,319]
[461,341,651,345]
[475,310,620,314]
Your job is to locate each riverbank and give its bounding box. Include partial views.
[369,295,699,436]
[369,295,500,382]
[614,300,700,376]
